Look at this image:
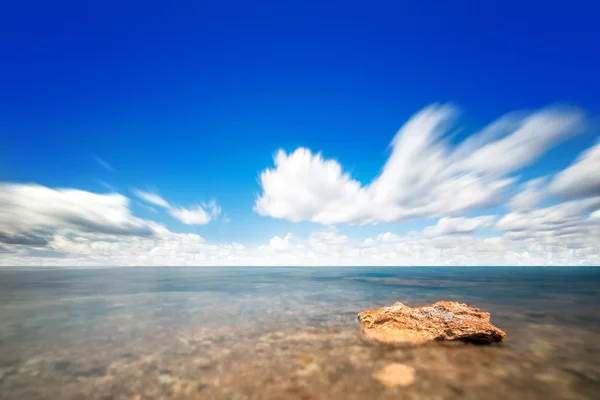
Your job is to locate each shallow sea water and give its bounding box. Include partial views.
[0,267,599,399]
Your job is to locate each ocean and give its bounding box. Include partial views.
[0,267,599,399]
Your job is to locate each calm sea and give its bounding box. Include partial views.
[1,267,599,399]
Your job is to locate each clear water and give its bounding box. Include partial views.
[1,267,599,399]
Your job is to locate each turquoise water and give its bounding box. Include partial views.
[1,267,599,399]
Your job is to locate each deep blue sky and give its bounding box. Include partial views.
[1,0,598,243]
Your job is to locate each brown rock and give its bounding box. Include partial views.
[357,301,506,344]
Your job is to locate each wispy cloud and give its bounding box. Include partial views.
[0,183,158,248]
[254,104,583,225]
[1,103,598,267]
[132,189,170,209]
[549,141,600,199]
[97,180,116,192]
[93,156,115,172]
[169,200,221,225]
[136,201,158,213]
[134,189,221,225]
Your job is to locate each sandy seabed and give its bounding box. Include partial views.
[1,267,599,399]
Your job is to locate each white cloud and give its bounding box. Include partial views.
[169,200,221,225]
[135,189,221,225]
[373,232,403,243]
[204,200,222,218]
[454,106,581,175]
[133,189,171,209]
[494,196,600,254]
[0,183,160,246]
[422,216,496,237]
[3,222,598,267]
[255,104,583,225]
[266,233,294,252]
[496,197,600,233]
[0,183,233,266]
[254,148,366,224]
[309,230,349,253]
[509,177,547,211]
[169,207,212,225]
[550,142,600,199]
[1,102,597,268]
[0,184,597,266]
[507,141,600,213]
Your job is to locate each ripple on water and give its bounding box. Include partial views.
[0,267,599,399]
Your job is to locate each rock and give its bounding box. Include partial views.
[357,301,506,344]
[373,363,415,388]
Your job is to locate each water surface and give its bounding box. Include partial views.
[1,267,599,399]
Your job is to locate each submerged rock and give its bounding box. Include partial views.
[373,363,415,388]
[357,301,506,344]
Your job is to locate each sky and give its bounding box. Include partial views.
[0,0,599,266]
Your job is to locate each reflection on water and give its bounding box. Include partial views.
[0,267,599,399]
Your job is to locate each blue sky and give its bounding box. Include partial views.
[0,0,599,266]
